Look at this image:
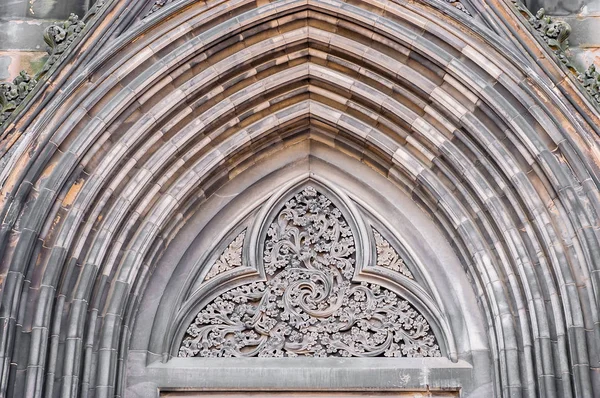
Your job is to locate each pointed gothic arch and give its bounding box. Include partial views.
[0,0,599,397]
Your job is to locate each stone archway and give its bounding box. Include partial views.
[126,144,489,396]
[0,1,599,397]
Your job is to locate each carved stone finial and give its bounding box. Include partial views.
[0,71,37,126]
[373,229,414,279]
[179,187,441,358]
[42,13,86,74]
[443,0,472,16]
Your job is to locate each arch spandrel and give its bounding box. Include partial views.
[0,0,598,397]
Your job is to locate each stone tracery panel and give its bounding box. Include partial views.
[179,186,440,358]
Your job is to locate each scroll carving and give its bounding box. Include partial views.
[511,2,600,108]
[373,229,413,279]
[205,231,246,281]
[179,187,440,358]
[527,8,571,52]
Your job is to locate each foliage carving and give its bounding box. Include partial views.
[179,187,440,358]
[42,14,86,74]
[205,231,246,281]
[0,72,37,126]
[373,229,413,279]
[528,8,571,52]
[578,65,600,104]
[443,0,471,16]
[512,2,600,108]
[0,1,108,130]
[146,0,173,17]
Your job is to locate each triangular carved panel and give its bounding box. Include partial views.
[179,186,440,358]
[373,229,414,279]
[204,230,246,281]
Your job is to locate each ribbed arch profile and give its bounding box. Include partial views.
[0,0,599,397]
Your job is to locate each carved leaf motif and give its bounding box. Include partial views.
[42,13,86,74]
[578,64,600,104]
[179,186,440,358]
[205,231,246,281]
[443,0,472,16]
[373,229,413,279]
[511,2,599,107]
[0,3,105,130]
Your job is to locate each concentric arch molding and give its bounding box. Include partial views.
[178,184,442,358]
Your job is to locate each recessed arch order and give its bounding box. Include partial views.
[0,0,599,397]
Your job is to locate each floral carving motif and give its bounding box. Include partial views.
[179,187,440,358]
[578,64,600,104]
[0,71,37,126]
[42,14,86,74]
[146,0,173,17]
[205,231,246,281]
[511,2,600,108]
[527,8,571,52]
[373,229,413,279]
[0,11,91,129]
[443,0,472,16]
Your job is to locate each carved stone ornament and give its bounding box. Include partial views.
[0,0,107,129]
[578,64,600,105]
[527,8,571,52]
[443,0,472,16]
[373,229,414,279]
[0,71,37,126]
[204,231,246,281]
[511,2,600,108]
[179,186,441,358]
[148,0,471,18]
[146,0,173,17]
[42,13,86,74]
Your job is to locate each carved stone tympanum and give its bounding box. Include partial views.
[179,187,440,358]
